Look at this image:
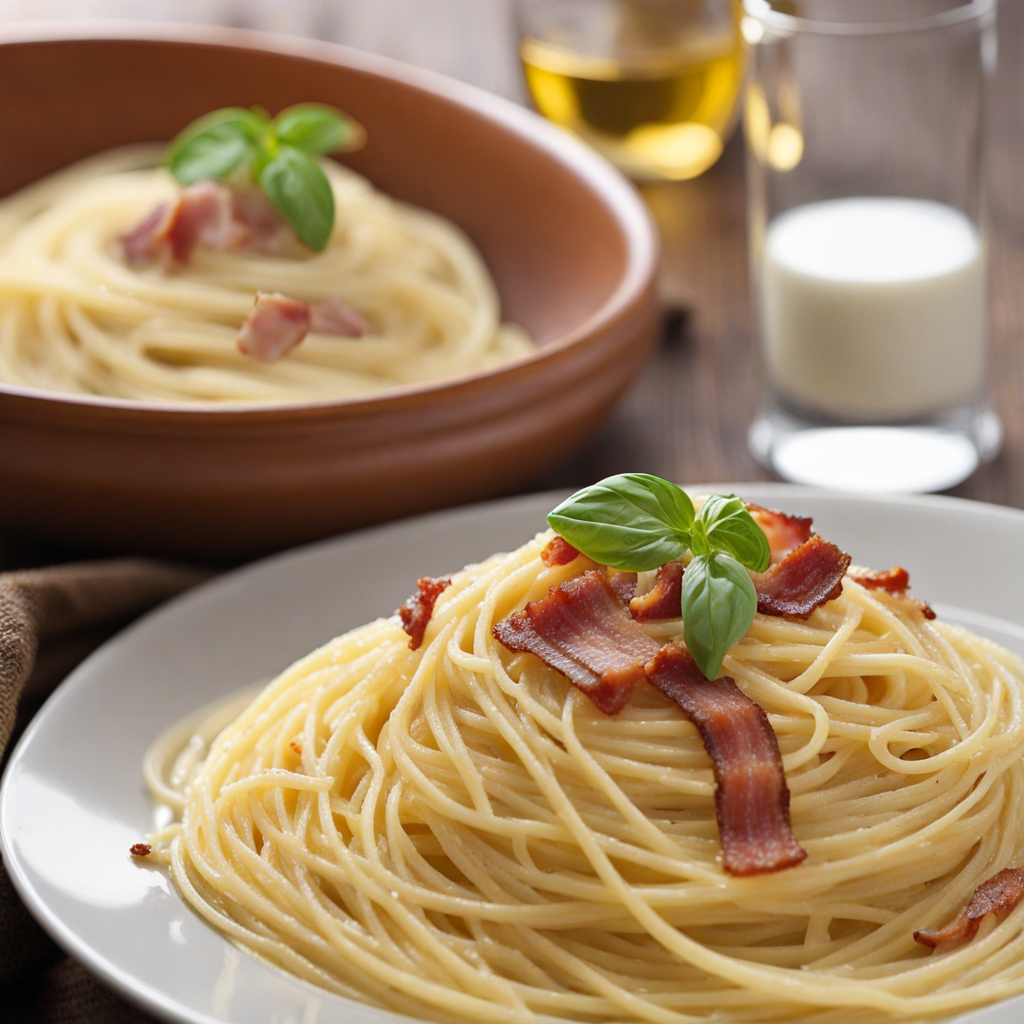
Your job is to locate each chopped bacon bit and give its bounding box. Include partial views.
[748,504,814,565]
[915,868,1024,949]
[310,298,367,338]
[121,182,300,268]
[120,181,245,267]
[493,571,656,714]
[608,571,638,603]
[398,576,451,650]
[236,292,311,363]
[630,561,684,621]
[120,201,174,265]
[492,574,805,874]
[541,536,580,567]
[645,646,806,876]
[290,741,302,755]
[754,535,852,619]
[850,566,936,620]
[229,188,295,255]
[129,843,152,857]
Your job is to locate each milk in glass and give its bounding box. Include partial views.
[761,197,986,420]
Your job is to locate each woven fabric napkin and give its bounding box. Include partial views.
[0,560,210,1023]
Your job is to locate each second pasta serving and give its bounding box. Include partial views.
[0,103,531,404]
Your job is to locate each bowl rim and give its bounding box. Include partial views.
[0,20,660,421]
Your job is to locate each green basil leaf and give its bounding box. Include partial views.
[547,473,695,571]
[679,551,757,679]
[273,103,364,155]
[165,108,268,184]
[258,146,335,252]
[691,494,771,573]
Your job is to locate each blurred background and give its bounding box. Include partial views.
[0,1,528,98]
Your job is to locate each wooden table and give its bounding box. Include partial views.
[0,0,1021,570]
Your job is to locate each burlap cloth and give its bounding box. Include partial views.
[0,560,212,1022]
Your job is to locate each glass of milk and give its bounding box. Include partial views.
[743,0,1000,493]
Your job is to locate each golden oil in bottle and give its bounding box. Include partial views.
[521,33,743,181]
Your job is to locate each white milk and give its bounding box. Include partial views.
[761,197,986,420]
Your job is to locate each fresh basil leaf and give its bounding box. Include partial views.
[679,551,757,679]
[258,146,335,252]
[167,121,255,185]
[547,473,694,571]
[273,103,364,155]
[165,108,269,184]
[691,494,771,573]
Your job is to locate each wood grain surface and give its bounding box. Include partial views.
[0,0,1021,570]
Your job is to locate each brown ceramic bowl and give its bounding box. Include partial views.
[0,24,659,561]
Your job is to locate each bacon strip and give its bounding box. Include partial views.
[541,536,580,567]
[914,868,1024,949]
[493,571,656,714]
[493,572,805,874]
[398,576,451,650]
[748,504,813,565]
[608,571,638,604]
[754,535,852,619]
[630,561,684,621]
[645,646,806,876]
[129,843,152,857]
[850,566,935,620]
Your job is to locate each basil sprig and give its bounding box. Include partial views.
[548,474,770,680]
[548,473,695,571]
[164,103,365,252]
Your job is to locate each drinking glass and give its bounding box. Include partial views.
[744,0,1000,493]
[517,0,744,181]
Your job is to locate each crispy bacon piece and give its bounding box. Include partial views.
[493,571,656,714]
[608,571,638,603]
[851,566,910,593]
[850,566,936,620]
[492,573,805,874]
[748,504,814,565]
[236,292,311,363]
[310,297,367,338]
[754,535,852,619]
[398,576,451,650]
[541,536,580,567]
[914,868,1024,949]
[645,645,806,876]
[630,561,684,621]
[129,843,152,857]
[120,181,246,266]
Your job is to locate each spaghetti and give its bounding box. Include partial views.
[143,529,1024,1024]
[0,146,531,403]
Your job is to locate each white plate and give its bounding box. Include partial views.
[3,485,1024,1024]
